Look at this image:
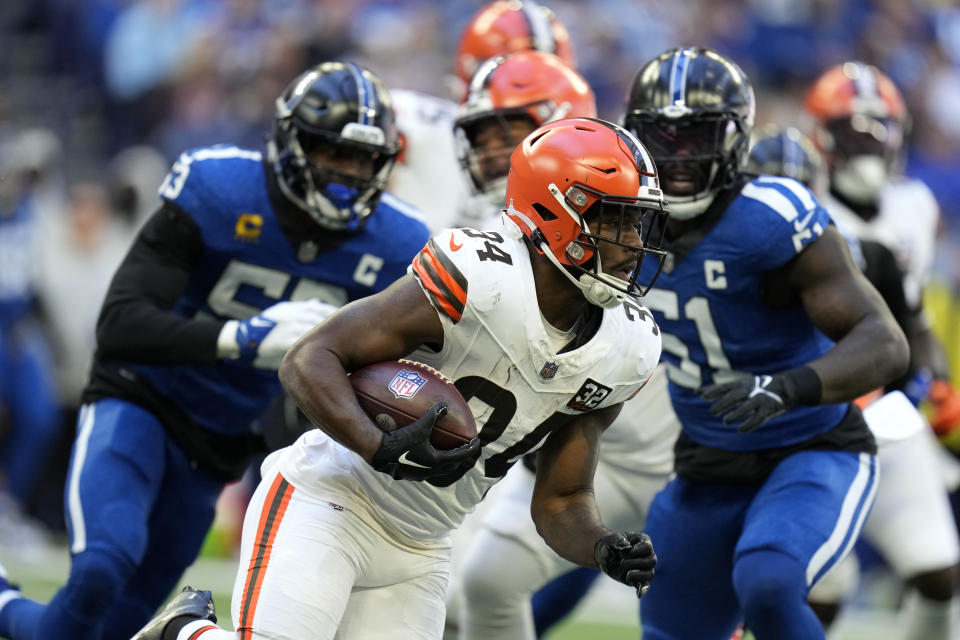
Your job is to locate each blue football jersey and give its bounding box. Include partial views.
[0,195,36,329]
[638,176,848,450]
[135,145,430,436]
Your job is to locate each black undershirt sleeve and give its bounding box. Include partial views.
[94,202,226,365]
[859,239,910,332]
[859,239,917,390]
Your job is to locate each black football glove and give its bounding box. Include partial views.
[594,531,656,597]
[370,403,480,482]
[699,374,795,433]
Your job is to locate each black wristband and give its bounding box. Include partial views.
[783,366,822,406]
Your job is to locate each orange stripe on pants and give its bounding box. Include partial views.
[188,625,219,640]
[237,474,294,640]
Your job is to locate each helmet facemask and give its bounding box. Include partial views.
[562,184,669,299]
[268,62,399,233]
[511,182,667,307]
[626,112,748,220]
[272,119,396,232]
[820,114,902,205]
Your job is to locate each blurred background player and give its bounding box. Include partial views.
[454,0,575,97]
[804,61,959,434]
[387,0,577,232]
[745,125,827,195]
[453,50,595,227]
[438,50,680,640]
[779,62,960,640]
[132,116,666,640]
[0,61,430,640]
[625,46,908,640]
[0,136,62,552]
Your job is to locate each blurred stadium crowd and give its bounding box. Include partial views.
[2,0,960,555]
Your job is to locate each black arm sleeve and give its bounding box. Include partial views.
[859,239,923,389]
[859,239,910,333]
[94,201,226,365]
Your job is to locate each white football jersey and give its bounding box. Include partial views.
[387,89,472,232]
[823,177,938,309]
[278,216,662,546]
[599,363,678,475]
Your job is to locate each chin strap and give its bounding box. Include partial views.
[577,272,627,308]
[664,194,715,220]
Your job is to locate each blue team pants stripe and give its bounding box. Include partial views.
[806,452,879,586]
[67,404,97,553]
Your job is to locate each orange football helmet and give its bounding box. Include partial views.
[805,61,906,123]
[505,117,669,306]
[455,0,576,85]
[455,51,596,204]
[804,62,907,204]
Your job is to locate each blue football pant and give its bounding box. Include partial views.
[531,567,600,637]
[0,399,225,640]
[640,450,878,640]
[0,323,60,505]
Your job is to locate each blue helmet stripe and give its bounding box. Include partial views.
[347,63,374,126]
[670,49,691,105]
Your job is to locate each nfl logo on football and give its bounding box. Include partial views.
[388,369,427,399]
[539,362,559,380]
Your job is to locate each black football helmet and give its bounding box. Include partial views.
[746,124,825,192]
[623,47,755,220]
[268,62,399,231]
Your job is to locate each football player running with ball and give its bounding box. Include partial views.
[446,49,681,640]
[131,117,667,640]
[623,48,908,640]
[0,62,430,640]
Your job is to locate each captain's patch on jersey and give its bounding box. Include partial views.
[567,378,613,412]
[234,213,263,241]
[388,369,428,399]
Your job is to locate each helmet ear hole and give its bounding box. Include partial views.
[533,202,557,221]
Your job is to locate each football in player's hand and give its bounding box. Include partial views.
[350,360,477,450]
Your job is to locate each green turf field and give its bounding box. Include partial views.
[2,541,905,640]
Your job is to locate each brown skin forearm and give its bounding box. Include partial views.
[786,227,910,403]
[278,275,444,462]
[531,403,621,567]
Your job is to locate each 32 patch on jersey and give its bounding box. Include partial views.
[567,379,612,412]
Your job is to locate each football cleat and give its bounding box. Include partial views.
[131,586,217,640]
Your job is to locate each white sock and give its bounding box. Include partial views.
[176,618,234,640]
[902,590,955,640]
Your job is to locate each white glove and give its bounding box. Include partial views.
[217,299,339,369]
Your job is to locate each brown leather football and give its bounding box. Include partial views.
[350,359,477,450]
